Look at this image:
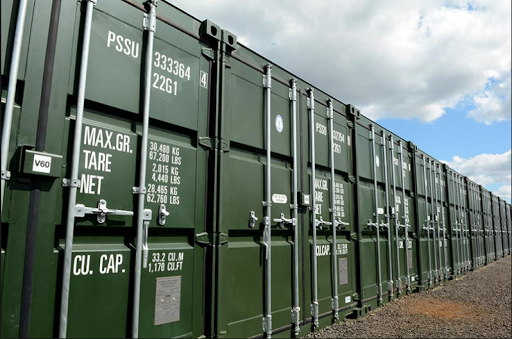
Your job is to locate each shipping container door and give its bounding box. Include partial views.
[219,55,296,338]
[354,118,393,308]
[304,92,357,328]
[58,2,209,337]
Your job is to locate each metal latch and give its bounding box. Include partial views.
[249,211,258,228]
[262,217,270,259]
[74,199,134,223]
[158,204,169,225]
[273,213,295,228]
[334,219,349,230]
[315,216,332,229]
[379,221,390,230]
[142,209,152,268]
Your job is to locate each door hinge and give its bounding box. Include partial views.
[198,137,230,152]
[195,232,228,246]
[201,47,215,60]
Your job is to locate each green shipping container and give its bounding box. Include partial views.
[1,0,510,338]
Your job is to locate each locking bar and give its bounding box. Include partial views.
[327,99,340,320]
[263,64,273,338]
[437,165,449,279]
[452,172,462,274]
[459,175,470,270]
[1,0,29,208]
[308,88,319,328]
[428,160,439,282]
[389,135,402,295]
[369,124,383,304]
[381,131,393,299]
[432,160,442,281]
[133,2,158,337]
[398,141,411,291]
[59,1,97,336]
[290,79,300,336]
[422,156,433,285]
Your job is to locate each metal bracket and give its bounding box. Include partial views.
[326,99,333,119]
[74,199,134,224]
[62,178,80,188]
[307,88,315,109]
[262,315,272,334]
[143,8,157,33]
[273,213,294,229]
[132,186,147,194]
[289,79,297,101]
[201,47,215,60]
[1,170,11,181]
[291,307,301,335]
[263,75,272,89]
[310,302,319,327]
[331,296,339,321]
[195,232,228,247]
[158,204,169,225]
[315,216,332,230]
[249,211,258,228]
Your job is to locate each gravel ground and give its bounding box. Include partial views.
[307,256,512,338]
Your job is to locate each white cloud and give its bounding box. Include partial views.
[443,150,512,201]
[468,75,512,125]
[494,185,511,201]
[166,0,511,124]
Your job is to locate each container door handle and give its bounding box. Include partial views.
[273,213,295,229]
[74,199,134,224]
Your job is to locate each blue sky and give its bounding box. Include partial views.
[168,0,511,202]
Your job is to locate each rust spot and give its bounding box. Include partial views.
[405,298,479,320]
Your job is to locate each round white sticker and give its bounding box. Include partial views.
[275,115,284,133]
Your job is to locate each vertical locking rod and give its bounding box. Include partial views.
[461,177,471,269]
[455,175,465,271]
[308,88,319,328]
[438,166,448,279]
[369,125,383,304]
[432,161,442,281]
[59,1,96,337]
[390,136,401,294]
[263,64,273,338]
[290,79,300,335]
[132,2,157,337]
[428,160,438,282]
[1,0,29,207]
[327,99,339,319]
[452,172,461,274]
[398,141,411,291]
[382,132,393,298]
[422,156,432,285]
